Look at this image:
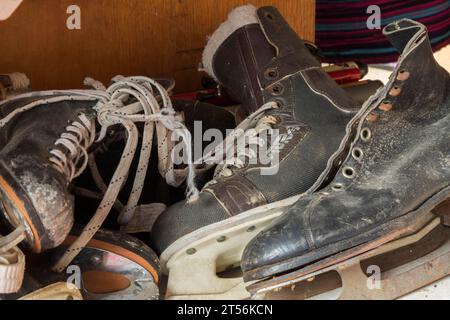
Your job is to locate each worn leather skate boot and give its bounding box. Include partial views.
[242,19,450,283]
[150,5,359,299]
[0,95,97,253]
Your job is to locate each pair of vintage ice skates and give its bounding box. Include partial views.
[151,6,450,300]
[1,4,449,300]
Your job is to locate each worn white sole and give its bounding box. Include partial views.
[161,194,302,300]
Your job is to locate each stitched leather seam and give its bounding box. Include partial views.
[304,196,322,250]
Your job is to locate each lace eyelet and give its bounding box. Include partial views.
[269,99,283,109]
[342,166,356,179]
[269,84,284,96]
[379,101,393,112]
[332,184,344,191]
[397,70,410,81]
[366,113,379,122]
[361,128,372,142]
[352,148,364,161]
[264,68,279,80]
[389,86,402,96]
[265,12,275,21]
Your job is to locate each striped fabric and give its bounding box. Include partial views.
[316,0,450,63]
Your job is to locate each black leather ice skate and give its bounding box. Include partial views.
[0,95,97,253]
[242,19,450,282]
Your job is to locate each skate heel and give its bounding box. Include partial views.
[433,198,450,227]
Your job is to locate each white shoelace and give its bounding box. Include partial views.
[0,76,198,271]
[55,77,199,271]
[200,101,279,186]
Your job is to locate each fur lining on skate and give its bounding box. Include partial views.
[202,5,258,80]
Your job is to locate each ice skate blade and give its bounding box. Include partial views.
[161,196,301,300]
[249,215,450,300]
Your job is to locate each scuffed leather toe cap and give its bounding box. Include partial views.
[241,202,312,281]
[150,191,230,255]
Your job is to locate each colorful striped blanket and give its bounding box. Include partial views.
[316,0,450,63]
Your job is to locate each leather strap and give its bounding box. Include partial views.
[205,175,267,216]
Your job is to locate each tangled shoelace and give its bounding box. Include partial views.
[53,76,199,271]
[0,76,198,271]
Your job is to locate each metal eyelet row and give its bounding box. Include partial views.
[263,66,285,96]
[330,69,410,192]
[359,68,409,140]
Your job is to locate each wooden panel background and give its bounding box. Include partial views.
[0,0,315,92]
